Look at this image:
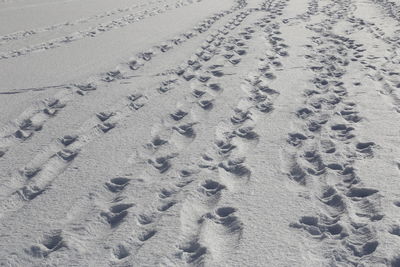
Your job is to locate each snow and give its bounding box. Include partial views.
[1,0,400,266]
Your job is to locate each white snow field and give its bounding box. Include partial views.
[1,0,400,266]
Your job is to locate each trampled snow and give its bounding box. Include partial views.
[1,0,400,266]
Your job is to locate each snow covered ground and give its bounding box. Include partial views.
[1,0,400,266]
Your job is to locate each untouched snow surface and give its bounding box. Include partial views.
[1,0,400,266]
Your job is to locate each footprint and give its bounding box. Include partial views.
[26,231,64,258]
[19,119,42,132]
[287,132,308,146]
[356,142,375,153]
[159,188,175,199]
[192,89,206,98]
[326,163,343,171]
[148,155,176,173]
[340,110,362,123]
[256,102,273,113]
[21,166,41,179]
[177,239,207,264]
[127,93,143,102]
[105,177,130,193]
[173,123,196,138]
[113,244,130,260]
[319,187,345,212]
[290,215,345,238]
[75,83,97,92]
[197,74,211,83]
[159,43,172,53]
[321,140,336,153]
[215,139,236,155]
[170,109,188,121]
[110,203,134,213]
[199,180,225,196]
[346,187,379,198]
[229,58,241,65]
[101,203,133,228]
[205,207,242,232]
[57,149,78,161]
[249,91,268,103]
[43,98,65,116]
[296,107,313,119]
[218,158,250,177]
[96,112,114,122]
[391,257,400,267]
[98,122,116,133]
[223,52,234,59]
[290,216,321,236]
[129,58,144,70]
[288,161,307,185]
[346,238,378,257]
[264,72,276,80]
[137,214,154,225]
[138,229,157,241]
[233,127,258,140]
[60,135,78,146]
[231,109,252,124]
[235,49,247,56]
[18,185,45,200]
[157,201,176,212]
[303,151,325,175]
[257,83,278,95]
[183,70,195,81]
[41,231,64,251]
[138,50,154,61]
[158,78,177,93]
[331,124,354,134]
[146,136,168,150]
[179,169,196,178]
[389,225,400,236]
[208,83,222,92]
[198,99,214,110]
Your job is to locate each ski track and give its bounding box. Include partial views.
[1,0,400,266]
